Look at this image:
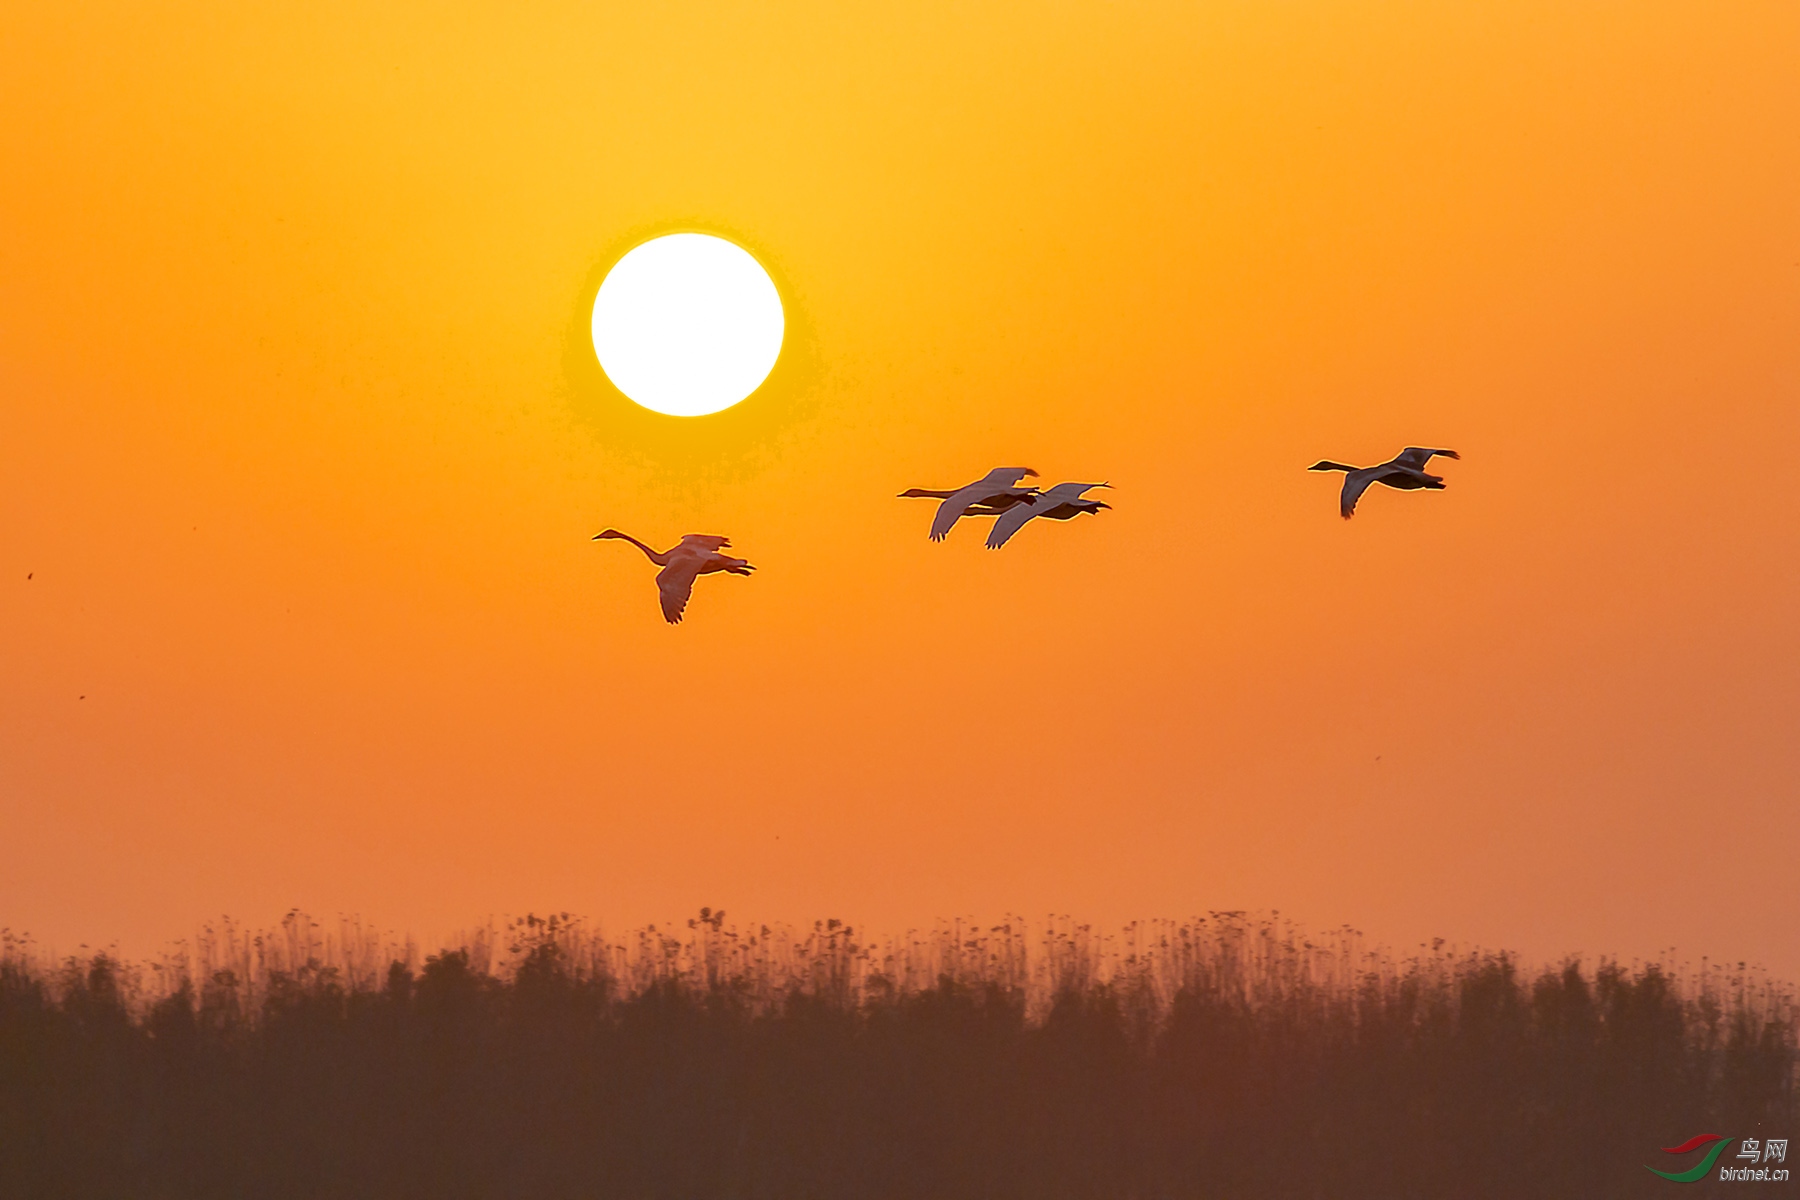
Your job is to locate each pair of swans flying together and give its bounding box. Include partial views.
[591,530,754,625]
[1308,447,1460,519]
[898,466,1112,548]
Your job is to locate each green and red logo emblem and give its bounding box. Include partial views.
[1647,1134,1736,1182]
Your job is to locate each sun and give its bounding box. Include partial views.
[590,233,785,417]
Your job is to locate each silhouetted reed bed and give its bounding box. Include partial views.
[2,911,1792,1199]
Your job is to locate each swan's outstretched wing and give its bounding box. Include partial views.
[1040,482,1101,503]
[929,494,975,541]
[679,534,732,551]
[1394,447,1459,469]
[985,503,1039,549]
[1340,468,1386,519]
[980,467,1037,488]
[655,559,703,624]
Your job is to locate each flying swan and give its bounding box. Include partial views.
[899,467,1039,541]
[592,530,754,624]
[1307,448,1460,519]
[984,481,1111,549]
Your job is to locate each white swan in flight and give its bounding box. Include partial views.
[592,530,754,624]
[1308,447,1460,519]
[899,467,1039,541]
[985,482,1111,549]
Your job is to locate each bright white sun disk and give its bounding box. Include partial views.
[590,233,784,417]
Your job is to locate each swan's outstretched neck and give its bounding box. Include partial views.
[592,529,668,565]
[1308,460,1358,473]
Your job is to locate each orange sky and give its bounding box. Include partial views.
[3,1,1797,975]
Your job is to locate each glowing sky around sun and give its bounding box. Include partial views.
[0,0,1796,974]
